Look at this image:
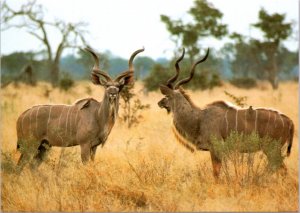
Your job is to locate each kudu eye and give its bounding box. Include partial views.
[118,78,125,86]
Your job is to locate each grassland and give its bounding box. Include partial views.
[1,81,298,211]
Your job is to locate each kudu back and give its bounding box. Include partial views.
[158,48,294,179]
[16,47,144,171]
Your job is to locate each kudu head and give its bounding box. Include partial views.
[85,47,144,106]
[158,48,209,113]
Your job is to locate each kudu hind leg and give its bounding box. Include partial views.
[210,151,222,180]
[263,143,285,173]
[16,139,35,173]
[16,152,34,174]
[30,140,51,169]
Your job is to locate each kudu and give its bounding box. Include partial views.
[16,47,144,171]
[158,48,294,179]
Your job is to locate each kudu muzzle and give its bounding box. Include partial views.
[158,98,171,113]
[107,86,119,103]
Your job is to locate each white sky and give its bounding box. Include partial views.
[1,0,298,59]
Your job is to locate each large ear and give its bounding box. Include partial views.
[115,71,134,87]
[91,70,110,86]
[159,84,174,96]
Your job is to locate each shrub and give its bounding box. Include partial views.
[144,63,222,91]
[59,72,74,91]
[143,64,171,91]
[211,131,285,186]
[230,77,257,89]
[120,85,150,128]
[224,91,248,107]
[209,73,223,89]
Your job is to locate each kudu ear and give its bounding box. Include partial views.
[115,71,134,90]
[91,71,109,86]
[160,84,173,96]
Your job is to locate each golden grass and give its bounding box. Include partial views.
[1,81,299,212]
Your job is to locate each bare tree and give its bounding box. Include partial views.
[1,0,88,85]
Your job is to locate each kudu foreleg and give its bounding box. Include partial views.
[80,143,91,164]
[91,145,98,161]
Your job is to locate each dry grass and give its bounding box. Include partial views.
[1,81,299,212]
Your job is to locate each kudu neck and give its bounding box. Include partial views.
[97,93,119,126]
[172,95,202,141]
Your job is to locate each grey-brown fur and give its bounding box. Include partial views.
[16,47,144,171]
[158,48,294,179]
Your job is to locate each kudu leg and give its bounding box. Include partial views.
[16,152,33,174]
[90,145,98,161]
[30,141,51,170]
[80,143,91,164]
[262,143,285,172]
[210,151,222,180]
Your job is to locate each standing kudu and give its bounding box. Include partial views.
[16,47,144,171]
[158,48,294,179]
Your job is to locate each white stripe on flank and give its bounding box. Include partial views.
[244,110,247,132]
[279,115,284,128]
[58,106,65,127]
[274,113,277,128]
[265,111,271,135]
[225,110,229,135]
[235,109,238,132]
[254,110,258,132]
[74,108,79,132]
[47,106,53,135]
[65,107,71,136]
[69,107,74,136]
[35,106,41,137]
[21,111,28,137]
[58,106,65,141]
[29,108,34,132]
[75,108,79,123]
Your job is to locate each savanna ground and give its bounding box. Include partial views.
[1,81,299,212]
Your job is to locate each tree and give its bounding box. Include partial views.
[226,34,264,79]
[1,0,88,85]
[223,31,297,87]
[252,8,293,89]
[160,0,227,63]
[144,51,222,91]
[134,56,155,80]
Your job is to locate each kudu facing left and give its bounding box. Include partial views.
[158,48,294,179]
[16,47,144,171]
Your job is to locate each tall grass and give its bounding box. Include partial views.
[1,81,298,211]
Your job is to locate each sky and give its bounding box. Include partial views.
[1,0,298,60]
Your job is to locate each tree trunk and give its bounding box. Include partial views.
[50,62,60,86]
[269,52,279,90]
[269,71,279,90]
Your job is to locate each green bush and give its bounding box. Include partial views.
[144,63,222,91]
[230,77,257,89]
[143,64,171,91]
[211,131,284,186]
[59,72,74,91]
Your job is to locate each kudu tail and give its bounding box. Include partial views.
[287,121,294,157]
